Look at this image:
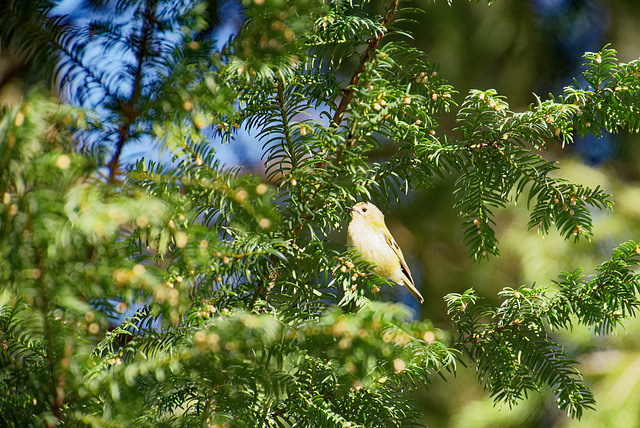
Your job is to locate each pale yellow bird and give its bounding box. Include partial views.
[346,202,424,304]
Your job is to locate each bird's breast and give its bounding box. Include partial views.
[347,221,399,280]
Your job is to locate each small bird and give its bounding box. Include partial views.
[346,202,424,304]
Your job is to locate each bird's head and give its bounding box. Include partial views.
[348,202,385,225]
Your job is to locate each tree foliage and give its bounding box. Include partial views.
[1,0,640,426]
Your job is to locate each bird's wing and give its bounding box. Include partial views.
[380,226,424,304]
[381,229,415,286]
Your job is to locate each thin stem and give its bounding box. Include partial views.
[276,76,298,171]
[35,250,62,426]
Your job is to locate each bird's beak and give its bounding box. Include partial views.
[346,206,355,212]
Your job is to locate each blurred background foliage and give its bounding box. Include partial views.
[2,0,640,426]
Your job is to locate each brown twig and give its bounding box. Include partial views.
[107,0,156,182]
[331,0,400,129]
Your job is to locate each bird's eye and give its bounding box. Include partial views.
[362,207,368,212]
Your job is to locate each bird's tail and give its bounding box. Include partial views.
[404,280,424,304]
